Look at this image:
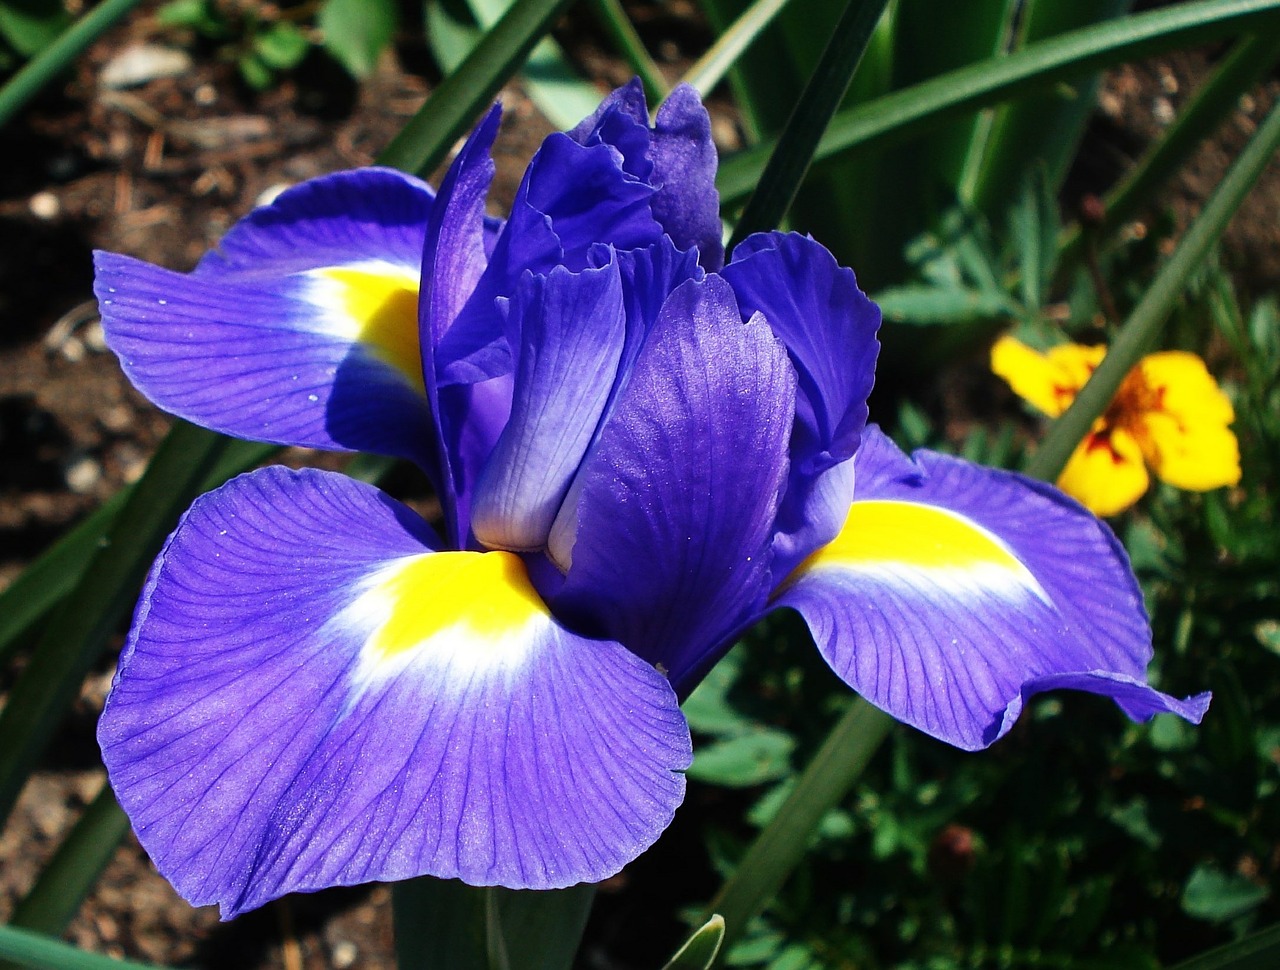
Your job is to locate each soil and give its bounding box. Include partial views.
[0,2,1277,968]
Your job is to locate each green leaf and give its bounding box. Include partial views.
[0,0,147,130]
[319,0,397,79]
[716,0,1280,209]
[237,50,274,89]
[682,646,750,736]
[1182,865,1271,923]
[0,923,166,970]
[727,0,894,250]
[253,20,310,70]
[876,284,1013,325]
[392,878,595,970]
[156,0,224,36]
[661,915,725,970]
[688,728,796,787]
[0,0,69,58]
[8,785,129,936]
[379,0,575,176]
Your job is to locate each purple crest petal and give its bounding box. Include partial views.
[569,77,653,182]
[471,259,626,552]
[99,467,691,917]
[437,133,663,387]
[553,275,796,690]
[722,232,881,576]
[650,84,724,271]
[775,427,1211,750]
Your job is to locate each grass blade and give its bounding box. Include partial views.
[589,0,668,104]
[7,785,129,937]
[716,0,1280,208]
[1027,93,1280,481]
[703,698,894,951]
[0,0,145,130]
[378,0,577,176]
[727,0,892,250]
[1170,921,1280,970]
[0,924,165,970]
[680,0,791,99]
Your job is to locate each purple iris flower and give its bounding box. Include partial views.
[93,81,1209,919]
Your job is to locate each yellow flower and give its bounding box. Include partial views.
[991,335,1241,516]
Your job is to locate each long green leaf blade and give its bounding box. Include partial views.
[7,785,129,937]
[716,0,1280,207]
[1027,91,1280,481]
[727,0,892,249]
[0,918,168,970]
[1170,921,1280,970]
[379,0,576,176]
[0,0,145,130]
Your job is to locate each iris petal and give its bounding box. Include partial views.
[99,467,691,918]
[554,275,795,689]
[95,169,437,467]
[776,427,1209,750]
[650,84,724,270]
[722,232,881,576]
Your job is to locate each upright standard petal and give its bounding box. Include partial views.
[649,84,723,270]
[721,232,881,575]
[775,427,1209,750]
[471,260,626,552]
[553,275,796,689]
[95,169,436,467]
[99,467,691,917]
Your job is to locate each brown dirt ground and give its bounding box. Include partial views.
[0,3,1278,968]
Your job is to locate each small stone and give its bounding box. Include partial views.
[101,404,133,433]
[59,336,86,362]
[331,940,358,969]
[28,191,60,220]
[83,321,107,352]
[100,44,193,90]
[1152,96,1175,126]
[65,455,102,493]
[194,82,217,106]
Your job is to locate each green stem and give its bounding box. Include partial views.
[589,0,668,105]
[0,0,145,130]
[704,699,894,952]
[1026,92,1280,481]
[378,0,577,176]
[680,0,791,99]
[727,0,892,250]
[1058,29,1280,271]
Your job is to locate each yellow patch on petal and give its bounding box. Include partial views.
[1056,428,1149,516]
[357,550,549,668]
[991,336,1105,417]
[782,499,1043,601]
[313,264,423,391]
[1127,352,1240,491]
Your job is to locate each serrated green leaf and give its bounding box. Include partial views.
[876,284,1013,325]
[688,729,796,788]
[320,0,396,78]
[662,915,725,970]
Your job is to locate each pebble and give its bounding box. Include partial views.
[83,321,108,352]
[256,182,293,208]
[65,455,102,493]
[60,336,86,363]
[331,941,358,969]
[28,191,60,220]
[100,44,194,90]
[1152,96,1175,126]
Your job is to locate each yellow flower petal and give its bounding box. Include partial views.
[1130,352,1240,491]
[1057,428,1150,516]
[991,336,1104,418]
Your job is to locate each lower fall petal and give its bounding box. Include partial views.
[99,467,690,918]
[774,427,1209,751]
